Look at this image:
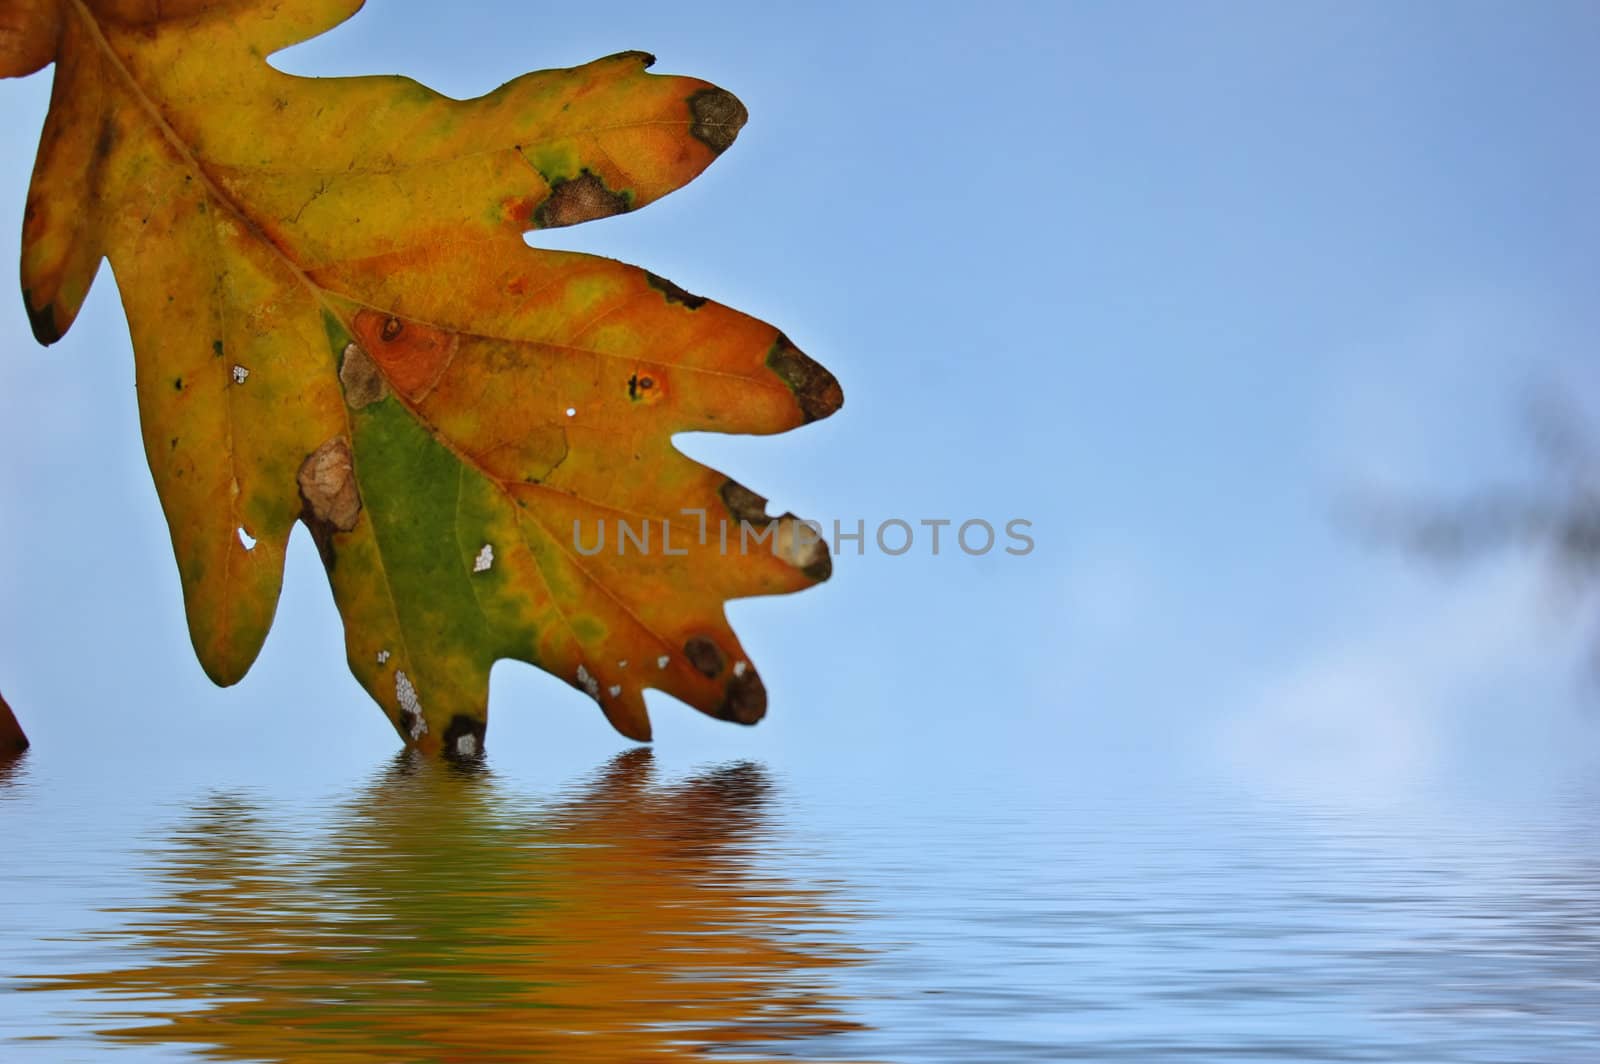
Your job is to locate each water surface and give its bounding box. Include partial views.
[3,742,1599,1061]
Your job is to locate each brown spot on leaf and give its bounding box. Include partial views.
[22,291,58,345]
[626,369,663,406]
[443,714,487,761]
[534,171,630,229]
[339,341,388,409]
[803,553,833,582]
[298,436,361,565]
[602,49,656,68]
[380,316,403,341]
[684,636,725,678]
[94,115,117,162]
[719,479,770,526]
[645,272,708,309]
[688,88,748,154]
[766,334,843,423]
[299,437,361,530]
[717,668,767,725]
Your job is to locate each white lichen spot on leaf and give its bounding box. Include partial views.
[773,516,828,571]
[396,670,425,738]
[575,664,600,701]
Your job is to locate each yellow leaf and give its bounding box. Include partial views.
[12,0,841,754]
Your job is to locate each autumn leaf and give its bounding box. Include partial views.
[7,0,841,755]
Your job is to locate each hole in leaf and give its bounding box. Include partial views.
[565,407,577,417]
[237,527,257,550]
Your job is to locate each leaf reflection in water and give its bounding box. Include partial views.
[27,749,870,1063]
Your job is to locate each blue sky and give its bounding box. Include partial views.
[2,0,1598,796]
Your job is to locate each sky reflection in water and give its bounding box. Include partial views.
[9,746,1600,1062]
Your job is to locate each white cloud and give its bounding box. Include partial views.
[1216,554,1590,804]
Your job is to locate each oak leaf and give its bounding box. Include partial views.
[7,0,841,755]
